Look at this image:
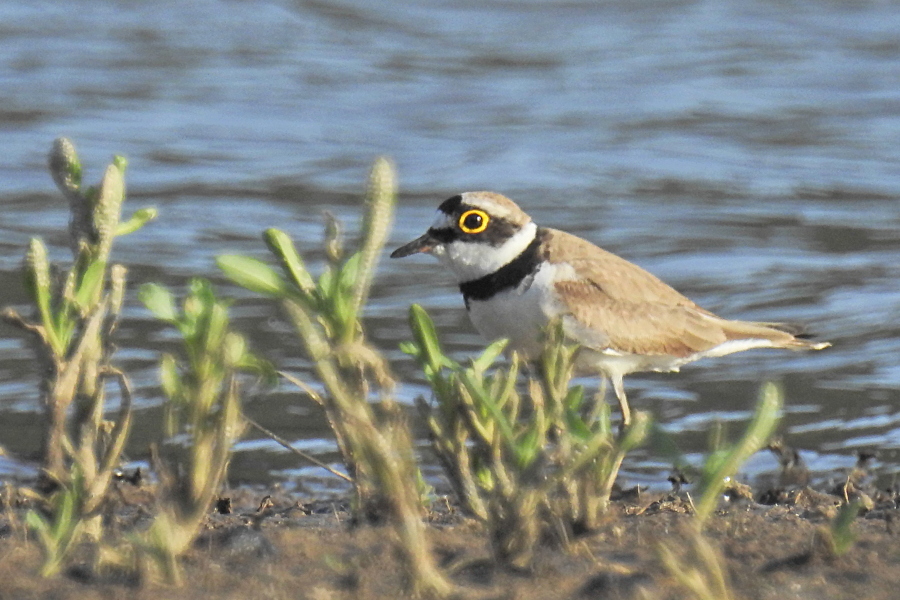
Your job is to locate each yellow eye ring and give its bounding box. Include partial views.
[458,209,490,234]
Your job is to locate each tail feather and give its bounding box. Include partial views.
[721,319,831,351]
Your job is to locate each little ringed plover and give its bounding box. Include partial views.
[391,191,830,426]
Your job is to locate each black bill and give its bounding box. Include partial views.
[390,231,440,258]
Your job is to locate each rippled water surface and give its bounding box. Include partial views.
[2,0,900,491]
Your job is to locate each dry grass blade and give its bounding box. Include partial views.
[244,415,353,483]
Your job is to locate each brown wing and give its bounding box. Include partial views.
[543,228,806,357]
[554,279,728,356]
[542,229,708,309]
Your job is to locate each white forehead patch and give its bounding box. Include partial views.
[430,211,453,230]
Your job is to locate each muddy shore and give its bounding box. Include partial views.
[2,468,899,600]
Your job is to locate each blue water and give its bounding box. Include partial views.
[1,0,899,491]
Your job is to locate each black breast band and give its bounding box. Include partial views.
[459,231,544,307]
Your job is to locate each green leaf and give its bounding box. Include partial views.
[264,228,316,293]
[516,426,541,469]
[24,238,64,355]
[564,410,593,442]
[181,289,203,340]
[139,283,179,322]
[475,465,493,490]
[471,338,508,373]
[74,259,106,309]
[830,500,861,556]
[51,486,77,539]
[223,332,248,368]
[398,341,420,356]
[461,370,516,449]
[338,252,362,291]
[563,386,585,413]
[408,304,445,374]
[595,400,612,438]
[200,302,229,362]
[316,267,335,302]
[160,354,182,403]
[217,254,288,297]
[25,509,51,539]
[116,207,158,236]
[331,290,352,333]
[495,356,520,409]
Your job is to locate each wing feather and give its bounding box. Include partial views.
[543,228,810,357]
[554,280,727,356]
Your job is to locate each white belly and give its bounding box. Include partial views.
[465,264,561,358]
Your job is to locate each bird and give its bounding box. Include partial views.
[390,191,830,427]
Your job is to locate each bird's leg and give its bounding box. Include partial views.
[611,375,631,430]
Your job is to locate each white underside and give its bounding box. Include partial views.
[576,337,786,384]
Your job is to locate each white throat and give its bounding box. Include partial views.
[439,220,538,283]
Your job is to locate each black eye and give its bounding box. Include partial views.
[458,209,489,234]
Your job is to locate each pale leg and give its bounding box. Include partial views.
[611,374,631,429]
